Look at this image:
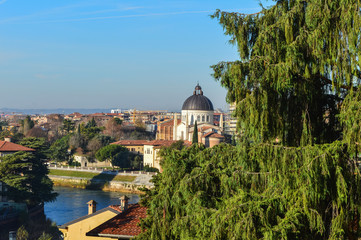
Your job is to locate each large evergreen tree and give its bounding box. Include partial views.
[210,0,361,146]
[0,152,57,206]
[137,1,361,239]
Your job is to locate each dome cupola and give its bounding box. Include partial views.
[182,84,214,111]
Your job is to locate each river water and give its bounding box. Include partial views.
[44,186,140,226]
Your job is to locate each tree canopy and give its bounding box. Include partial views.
[0,152,57,206]
[95,144,129,169]
[137,1,361,239]
[210,0,361,146]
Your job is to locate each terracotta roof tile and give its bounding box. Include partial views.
[111,140,149,146]
[146,140,178,147]
[0,141,35,152]
[202,132,224,138]
[87,203,147,237]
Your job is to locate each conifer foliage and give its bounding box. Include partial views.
[192,121,198,144]
[138,0,361,239]
[138,143,361,239]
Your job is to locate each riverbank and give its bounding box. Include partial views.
[48,169,154,194]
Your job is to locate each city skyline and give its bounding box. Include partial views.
[0,0,265,110]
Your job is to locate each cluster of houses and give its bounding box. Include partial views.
[0,138,147,239]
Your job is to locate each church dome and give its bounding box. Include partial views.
[182,84,214,111]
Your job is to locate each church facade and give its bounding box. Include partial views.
[157,84,224,147]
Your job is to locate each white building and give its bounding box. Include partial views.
[174,84,221,141]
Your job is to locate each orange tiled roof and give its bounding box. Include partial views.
[111,140,149,146]
[0,141,35,152]
[89,113,105,116]
[147,140,178,147]
[87,203,147,237]
[200,126,213,131]
[202,132,224,138]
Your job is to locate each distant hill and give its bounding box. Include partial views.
[0,108,116,115]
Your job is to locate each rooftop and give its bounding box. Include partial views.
[87,203,147,238]
[0,141,35,152]
[111,140,150,146]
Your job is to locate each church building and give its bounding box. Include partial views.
[157,84,224,147]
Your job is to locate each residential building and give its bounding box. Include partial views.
[143,140,191,170]
[0,138,35,157]
[111,140,148,155]
[59,196,147,240]
[224,102,238,137]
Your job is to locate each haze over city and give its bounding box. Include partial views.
[0,0,264,111]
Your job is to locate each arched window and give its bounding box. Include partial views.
[207,115,210,122]
[190,115,194,125]
[197,115,200,122]
[202,115,205,122]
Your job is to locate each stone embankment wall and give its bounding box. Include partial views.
[48,166,155,194]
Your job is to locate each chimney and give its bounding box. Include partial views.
[119,195,129,211]
[87,200,97,215]
[4,137,11,142]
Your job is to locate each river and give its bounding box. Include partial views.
[44,186,140,226]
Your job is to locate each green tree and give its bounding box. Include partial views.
[62,119,75,134]
[20,115,35,135]
[210,1,354,146]
[49,135,70,162]
[169,140,185,151]
[114,117,123,125]
[81,121,103,141]
[95,144,129,170]
[137,1,361,239]
[0,152,57,205]
[130,154,142,170]
[192,121,198,144]
[86,117,97,128]
[19,137,49,160]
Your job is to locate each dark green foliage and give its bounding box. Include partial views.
[62,119,75,134]
[114,118,123,125]
[209,0,360,146]
[19,137,49,160]
[86,117,97,128]
[49,135,70,162]
[138,143,361,239]
[0,152,57,205]
[143,165,159,173]
[80,121,104,141]
[131,154,143,170]
[192,121,198,144]
[95,144,129,169]
[95,134,115,146]
[169,140,185,151]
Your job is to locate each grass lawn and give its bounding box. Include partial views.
[49,169,136,182]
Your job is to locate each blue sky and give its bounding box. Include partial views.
[0,0,267,111]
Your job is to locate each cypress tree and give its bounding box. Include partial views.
[192,121,198,144]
